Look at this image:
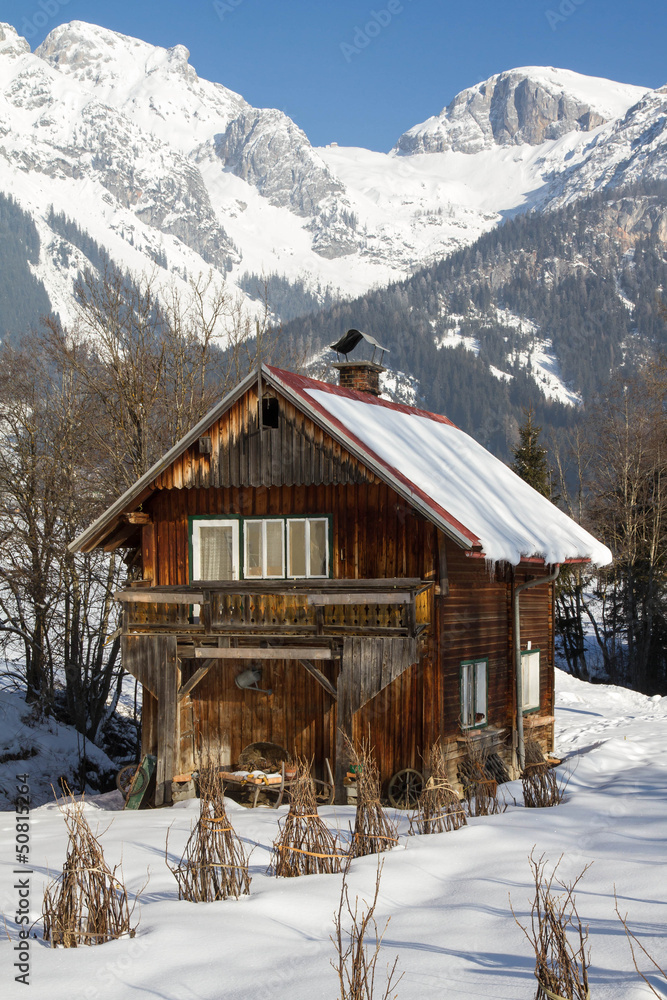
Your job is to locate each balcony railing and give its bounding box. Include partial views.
[115,578,433,638]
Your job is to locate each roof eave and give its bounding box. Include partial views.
[69,367,261,554]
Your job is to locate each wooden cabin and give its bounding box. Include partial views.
[71,355,611,806]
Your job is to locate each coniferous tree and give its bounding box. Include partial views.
[511,405,552,497]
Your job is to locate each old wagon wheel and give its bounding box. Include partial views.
[387,768,424,809]
[116,762,149,801]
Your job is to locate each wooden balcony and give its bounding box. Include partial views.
[116,578,433,640]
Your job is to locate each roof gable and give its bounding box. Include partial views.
[71,363,612,568]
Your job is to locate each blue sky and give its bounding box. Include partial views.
[5,0,666,150]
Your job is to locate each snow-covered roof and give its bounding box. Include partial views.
[268,366,612,568]
[70,363,612,567]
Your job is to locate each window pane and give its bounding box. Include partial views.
[522,651,540,710]
[265,521,284,577]
[309,519,327,577]
[245,521,263,578]
[475,662,487,726]
[200,526,234,580]
[288,521,307,577]
[461,663,473,728]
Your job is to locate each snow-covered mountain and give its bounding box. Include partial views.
[0,17,665,403]
[0,23,655,314]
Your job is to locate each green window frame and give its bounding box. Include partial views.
[460,658,488,730]
[521,648,541,713]
[188,514,332,582]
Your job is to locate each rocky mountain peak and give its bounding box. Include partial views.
[0,23,30,58]
[394,67,648,155]
[36,21,198,87]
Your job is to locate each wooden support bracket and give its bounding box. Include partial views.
[177,662,214,702]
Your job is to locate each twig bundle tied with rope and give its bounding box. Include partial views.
[167,766,251,901]
[42,787,137,947]
[511,852,591,1000]
[271,757,347,877]
[409,740,467,835]
[346,738,398,857]
[331,861,402,1000]
[457,733,505,818]
[522,740,566,809]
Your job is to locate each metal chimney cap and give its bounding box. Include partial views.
[329,328,389,359]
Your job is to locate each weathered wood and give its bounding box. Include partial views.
[297,658,338,699]
[335,641,354,802]
[123,512,151,525]
[194,646,334,660]
[141,522,156,583]
[121,634,160,697]
[307,593,412,605]
[178,662,214,701]
[127,634,178,808]
[115,591,204,604]
[438,531,449,597]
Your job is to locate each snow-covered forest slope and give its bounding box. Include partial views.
[0,19,657,334]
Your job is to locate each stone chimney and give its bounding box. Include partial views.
[332,359,385,396]
[329,329,389,396]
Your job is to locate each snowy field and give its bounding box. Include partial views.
[1,669,666,999]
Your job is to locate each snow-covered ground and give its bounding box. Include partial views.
[1,670,666,999]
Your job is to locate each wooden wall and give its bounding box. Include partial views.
[176,657,337,779]
[145,481,438,586]
[131,380,556,787]
[151,384,377,490]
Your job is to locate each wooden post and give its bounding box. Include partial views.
[335,640,354,803]
[437,532,449,597]
[141,522,156,584]
[155,635,179,807]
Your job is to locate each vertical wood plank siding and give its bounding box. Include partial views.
[129,384,555,790]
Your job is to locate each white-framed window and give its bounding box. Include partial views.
[244,519,285,579]
[521,649,541,712]
[286,518,329,578]
[191,519,240,581]
[461,658,488,729]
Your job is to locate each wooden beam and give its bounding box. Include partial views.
[438,532,449,597]
[154,635,178,807]
[178,662,214,702]
[194,646,333,660]
[307,592,412,606]
[189,577,423,591]
[297,658,338,699]
[115,591,204,604]
[123,512,151,525]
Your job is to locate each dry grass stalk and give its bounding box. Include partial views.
[167,766,251,902]
[511,853,591,1000]
[458,733,505,817]
[522,765,565,809]
[331,861,402,1000]
[42,788,136,947]
[615,889,667,997]
[271,758,347,877]
[409,741,467,835]
[522,740,566,808]
[346,738,398,857]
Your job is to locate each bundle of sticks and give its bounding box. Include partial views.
[346,738,398,857]
[409,741,467,835]
[43,788,136,947]
[168,766,251,901]
[271,758,347,876]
